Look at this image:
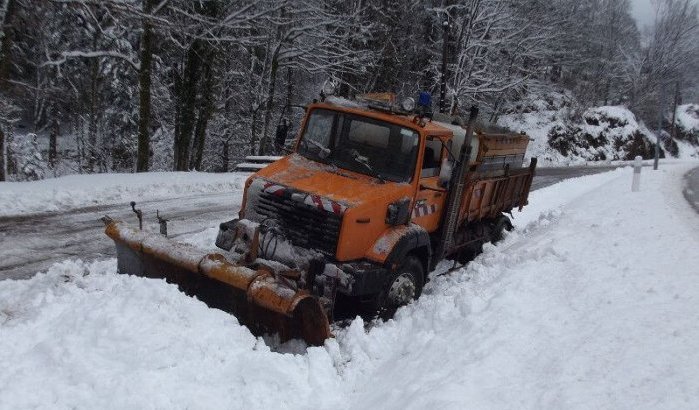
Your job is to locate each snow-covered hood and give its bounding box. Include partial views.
[246,154,416,261]
[249,154,413,210]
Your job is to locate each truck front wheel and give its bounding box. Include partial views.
[376,255,424,319]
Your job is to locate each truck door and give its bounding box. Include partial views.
[412,136,448,233]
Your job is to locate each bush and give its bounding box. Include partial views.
[10,133,46,181]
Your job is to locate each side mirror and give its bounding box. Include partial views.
[385,198,411,226]
[438,158,453,187]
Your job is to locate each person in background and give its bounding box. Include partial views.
[275,118,289,153]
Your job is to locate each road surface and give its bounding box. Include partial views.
[0,192,241,281]
[684,166,699,214]
[0,166,619,281]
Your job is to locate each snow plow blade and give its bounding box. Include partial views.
[103,220,331,346]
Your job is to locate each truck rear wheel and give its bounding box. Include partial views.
[375,255,424,319]
[491,215,513,243]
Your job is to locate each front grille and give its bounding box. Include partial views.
[254,192,342,256]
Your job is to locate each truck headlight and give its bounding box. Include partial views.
[401,97,416,112]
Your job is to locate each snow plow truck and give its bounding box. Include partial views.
[103,90,537,346]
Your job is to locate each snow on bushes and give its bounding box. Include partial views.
[675,104,699,145]
[498,91,699,163]
[497,91,575,164]
[9,133,47,181]
[547,106,659,161]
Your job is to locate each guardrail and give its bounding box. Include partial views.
[234,156,283,172]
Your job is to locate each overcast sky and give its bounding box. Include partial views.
[630,0,699,29]
[630,0,658,29]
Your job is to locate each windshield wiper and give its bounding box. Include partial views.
[303,138,331,159]
[348,149,385,183]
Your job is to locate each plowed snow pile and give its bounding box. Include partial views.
[2,163,698,410]
[0,172,247,217]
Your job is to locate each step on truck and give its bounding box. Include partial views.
[103,90,537,345]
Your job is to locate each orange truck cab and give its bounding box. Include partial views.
[216,96,536,316]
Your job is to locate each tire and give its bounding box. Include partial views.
[375,256,424,319]
[491,215,513,243]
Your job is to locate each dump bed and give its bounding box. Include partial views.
[458,132,536,225]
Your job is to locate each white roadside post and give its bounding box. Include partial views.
[632,155,642,192]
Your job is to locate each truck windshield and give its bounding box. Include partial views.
[298,108,419,182]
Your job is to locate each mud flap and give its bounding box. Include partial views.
[106,220,330,346]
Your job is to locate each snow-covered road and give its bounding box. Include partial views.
[0,191,239,280]
[1,162,697,409]
[0,166,617,280]
[0,172,248,280]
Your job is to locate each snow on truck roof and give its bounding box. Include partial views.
[320,97,529,161]
[322,96,525,138]
[319,99,455,136]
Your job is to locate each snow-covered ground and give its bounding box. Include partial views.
[1,162,698,409]
[0,172,248,217]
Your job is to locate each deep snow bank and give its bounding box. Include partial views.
[0,260,345,409]
[0,172,247,217]
[340,162,699,410]
[2,162,699,409]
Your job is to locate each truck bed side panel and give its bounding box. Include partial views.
[458,168,535,225]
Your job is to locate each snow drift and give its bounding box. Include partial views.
[1,162,699,409]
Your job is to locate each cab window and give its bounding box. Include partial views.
[421,137,443,178]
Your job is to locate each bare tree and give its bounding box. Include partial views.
[136,0,155,172]
[0,0,697,180]
[631,0,698,121]
[444,0,556,116]
[251,0,374,155]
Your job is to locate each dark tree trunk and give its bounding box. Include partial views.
[190,57,215,170]
[221,140,229,172]
[0,127,5,181]
[172,68,181,170]
[439,16,449,113]
[0,0,13,182]
[285,67,292,109]
[0,0,14,88]
[258,52,279,156]
[173,43,201,170]
[191,109,210,170]
[670,80,681,140]
[5,129,15,176]
[49,117,58,166]
[136,0,154,172]
[87,34,99,171]
[249,110,258,155]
